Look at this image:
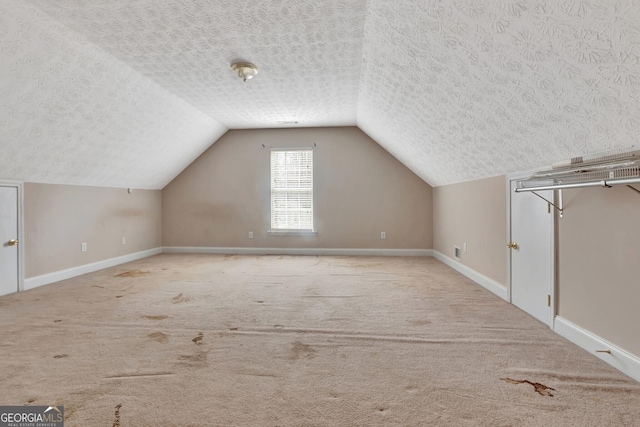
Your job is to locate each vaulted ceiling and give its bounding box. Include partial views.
[1,0,639,189]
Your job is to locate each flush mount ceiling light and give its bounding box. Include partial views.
[231,62,258,82]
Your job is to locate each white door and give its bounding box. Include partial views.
[0,186,19,296]
[509,184,554,326]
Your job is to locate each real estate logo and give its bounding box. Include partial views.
[0,406,64,427]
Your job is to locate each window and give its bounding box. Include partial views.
[270,149,313,232]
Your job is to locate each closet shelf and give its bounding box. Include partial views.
[514,147,640,217]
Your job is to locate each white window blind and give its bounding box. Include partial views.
[270,149,313,231]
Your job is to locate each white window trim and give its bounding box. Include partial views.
[269,148,314,233]
[266,229,317,235]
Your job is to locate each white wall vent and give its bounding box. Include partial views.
[453,246,462,261]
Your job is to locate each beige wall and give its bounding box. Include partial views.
[24,183,162,277]
[557,185,640,356]
[433,175,507,286]
[162,127,433,249]
[433,175,640,358]
[19,130,640,360]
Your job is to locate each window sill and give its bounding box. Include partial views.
[267,230,317,236]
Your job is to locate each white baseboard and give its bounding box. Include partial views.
[554,316,640,383]
[162,246,433,257]
[24,248,162,290]
[432,250,508,301]
[19,247,432,291]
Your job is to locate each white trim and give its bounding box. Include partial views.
[505,176,513,303]
[24,248,162,290]
[267,230,317,236]
[432,250,508,301]
[554,316,640,383]
[506,174,556,328]
[162,246,433,257]
[270,147,314,152]
[504,169,551,304]
[0,180,24,293]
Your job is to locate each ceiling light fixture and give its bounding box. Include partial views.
[231,62,258,82]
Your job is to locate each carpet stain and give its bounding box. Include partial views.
[216,331,234,338]
[501,378,556,397]
[410,319,431,326]
[115,295,123,298]
[179,352,207,363]
[112,403,122,427]
[27,398,35,403]
[290,341,317,361]
[147,332,169,343]
[142,315,169,321]
[54,320,63,323]
[172,293,192,304]
[192,332,204,344]
[105,372,175,380]
[53,354,68,359]
[177,349,209,368]
[237,371,277,378]
[115,270,149,278]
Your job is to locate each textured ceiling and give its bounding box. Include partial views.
[358,0,640,185]
[0,2,226,189]
[1,0,639,188]
[23,0,367,129]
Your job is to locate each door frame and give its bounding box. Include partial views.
[0,180,25,293]
[505,171,556,328]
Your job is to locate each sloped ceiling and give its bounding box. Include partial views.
[1,0,639,188]
[358,0,640,185]
[0,2,227,189]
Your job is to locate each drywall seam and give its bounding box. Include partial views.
[162,247,433,257]
[432,250,508,301]
[24,248,162,290]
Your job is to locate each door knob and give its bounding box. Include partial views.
[507,242,519,250]
[7,239,18,246]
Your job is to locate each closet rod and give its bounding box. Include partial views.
[514,177,640,193]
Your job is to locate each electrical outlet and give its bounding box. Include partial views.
[121,237,126,245]
[81,242,87,253]
[381,231,386,240]
[248,231,254,239]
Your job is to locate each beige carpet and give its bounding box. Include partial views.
[1,255,639,426]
